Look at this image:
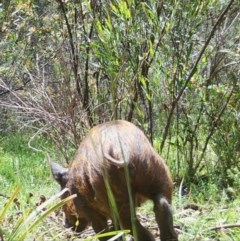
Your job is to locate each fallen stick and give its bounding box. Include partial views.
[209,223,240,231]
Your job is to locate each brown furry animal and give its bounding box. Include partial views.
[51,120,178,241]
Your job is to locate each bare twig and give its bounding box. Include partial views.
[209,223,240,231]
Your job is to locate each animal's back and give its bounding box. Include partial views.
[71,120,173,204]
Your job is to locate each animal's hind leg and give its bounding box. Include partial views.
[153,195,178,241]
[117,202,155,241]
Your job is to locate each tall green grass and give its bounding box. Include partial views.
[0,187,77,241]
[0,132,56,195]
[0,132,58,240]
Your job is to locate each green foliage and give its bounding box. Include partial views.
[0,188,77,241]
[0,132,55,195]
[0,188,20,224]
[174,183,240,241]
[211,108,240,190]
[83,230,130,241]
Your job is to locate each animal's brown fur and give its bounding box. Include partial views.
[51,120,178,241]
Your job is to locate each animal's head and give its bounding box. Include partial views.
[51,162,83,232]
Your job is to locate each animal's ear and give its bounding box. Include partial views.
[50,161,69,187]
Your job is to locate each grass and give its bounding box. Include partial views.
[0,132,58,195]
[0,132,240,240]
[0,132,62,240]
[174,181,240,240]
[138,190,240,241]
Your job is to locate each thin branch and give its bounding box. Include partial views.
[209,223,240,231]
[56,0,82,98]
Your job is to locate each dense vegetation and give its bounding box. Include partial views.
[0,0,239,240]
